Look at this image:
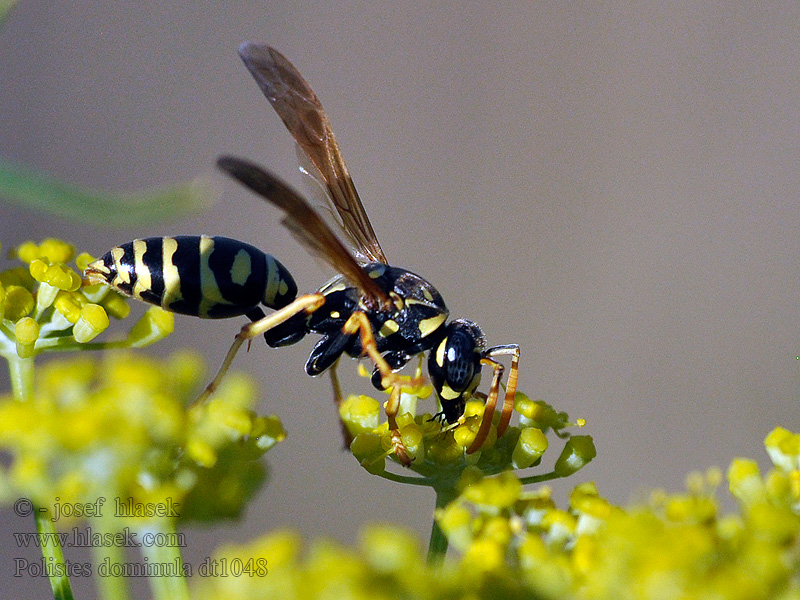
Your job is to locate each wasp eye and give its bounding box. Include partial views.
[445,329,478,391]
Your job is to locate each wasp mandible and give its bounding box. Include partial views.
[85,43,520,465]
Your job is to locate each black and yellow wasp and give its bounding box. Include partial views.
[85,43,520,464]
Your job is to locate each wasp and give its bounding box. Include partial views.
[85,43,520,465]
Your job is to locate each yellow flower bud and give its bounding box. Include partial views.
[253,415,286,451]
[13,241,39,264]
[512,427,548,469]
[73,304,110,343]
[75,252,95,272]
[728,458,765,504]
[554,435,596,476]
[5,286,34,321]
[100,291,131,319]
[38,238,75,263]
[339,395,381,437]
[15,317,40,358]
[128,307,174,347]
[187,438,218,468]
[53,290,84,323]
[399,422,424,460]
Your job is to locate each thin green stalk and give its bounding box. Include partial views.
[8,355,34,401]
[427,488,456,566]
[35,509,75,600]
[141,523,190,600]
[92,518,131,600]
[9,354,76,599]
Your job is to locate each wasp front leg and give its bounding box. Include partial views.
[466,344,520,454]
[341,311,423,466]
[192,293,325,408]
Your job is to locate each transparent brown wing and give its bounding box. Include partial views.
[217,156,389,306]
[237,42,388,264]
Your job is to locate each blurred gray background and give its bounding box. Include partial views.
[1,2,799,597]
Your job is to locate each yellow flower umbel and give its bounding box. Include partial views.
[338,364,595,564]
[432,426,800,600]
[0,239,174,400]
[0,350,284,524]
[341,364,593,488]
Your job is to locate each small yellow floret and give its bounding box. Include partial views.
[100,291,131,319]
[5,285,34,321]
[339,395,381,437]
[512,427,549,469]
[73,304,110,343]
[14,317,40,358]
[128,307,174,347]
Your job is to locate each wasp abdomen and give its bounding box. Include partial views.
[86,235,297,318]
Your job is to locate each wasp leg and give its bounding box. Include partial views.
[487,344,520,438]
[465,344,520,454]
[328,360,355,448]
[341,311,421,466]
[191,293,325,408]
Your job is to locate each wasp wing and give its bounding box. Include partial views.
[237,42,388,265]
[217,156,389,306]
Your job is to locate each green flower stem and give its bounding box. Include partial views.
[92,518,131,600]
[427,488,456,566]
[377,470,434,486]
[8,355,76,599]
[8,355,34,401]
[141,524,189,600]
[35,509,75,600]
[518,470,564,486]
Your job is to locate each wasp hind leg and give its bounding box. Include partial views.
[191,293,325,408]
[465,344,520,455]
[341,311,424,466]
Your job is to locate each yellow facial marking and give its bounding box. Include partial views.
[422,288,434,302]
[435,338,447,367]
[439,383,461,401]
[418,313,447,338]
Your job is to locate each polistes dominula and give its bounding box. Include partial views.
[85,43,520,465]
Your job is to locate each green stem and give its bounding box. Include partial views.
[518,470,564,486]
[426,488,456,566]
[140,523,190,600]
[377,470,433,486]
[35,509,75,600]
[92,518,131,600]
[11,356,76,599]
[9,355,34,400]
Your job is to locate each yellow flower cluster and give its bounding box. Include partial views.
[0,351,285,525]
[193,426,800,600]
[340,366,593,484]
[0,239,172,363]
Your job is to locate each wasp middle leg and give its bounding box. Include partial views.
[192,293,325,408]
